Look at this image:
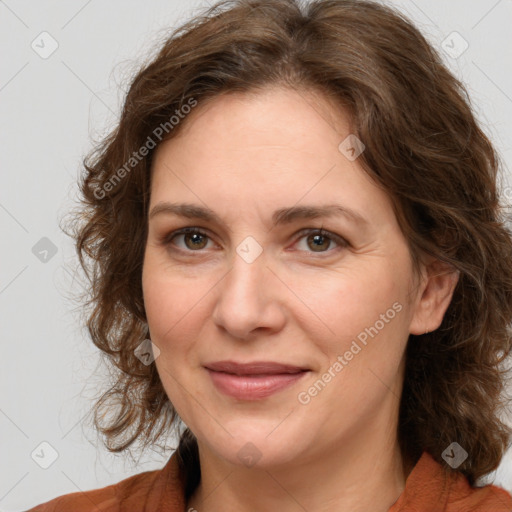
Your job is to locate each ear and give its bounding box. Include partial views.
[409,257,460,335]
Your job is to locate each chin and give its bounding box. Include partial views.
[199,420,309,470]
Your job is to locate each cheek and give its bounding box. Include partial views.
[312,263,409,358]
[142,260,216,428]
[142,263,205,406]
[142,257,206,347]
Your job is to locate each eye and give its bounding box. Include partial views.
[293,228,348,254]
[164,227,215,251]
[161,227,348,255]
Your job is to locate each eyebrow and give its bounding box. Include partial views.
[148,202,369,228]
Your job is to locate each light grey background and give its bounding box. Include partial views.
[1,1,512,510]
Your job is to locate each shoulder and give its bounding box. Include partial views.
[446,472,512,511]
[25,465,167,512]
[391,451,512,512]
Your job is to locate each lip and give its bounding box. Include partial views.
[204,360,310,400]
[204,360,309,375]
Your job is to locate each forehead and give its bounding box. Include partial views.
[165,86,354,154]
[149,87,395,228]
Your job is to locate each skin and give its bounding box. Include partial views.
[142,86,459,512]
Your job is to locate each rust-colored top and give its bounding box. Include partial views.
[27,451,512,511]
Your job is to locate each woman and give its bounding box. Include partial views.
[29,0,512,510]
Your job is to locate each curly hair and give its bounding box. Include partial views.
[64,0,512,495]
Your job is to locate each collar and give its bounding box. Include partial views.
[388,451,512,512]
[148,450,512,512]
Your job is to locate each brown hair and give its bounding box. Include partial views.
[65,0,512,495]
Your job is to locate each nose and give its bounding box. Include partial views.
[211,250,287,340]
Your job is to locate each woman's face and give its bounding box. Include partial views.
[142,86,430,468]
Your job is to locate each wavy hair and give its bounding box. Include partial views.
[64,0,512,496]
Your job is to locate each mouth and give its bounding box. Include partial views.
[204,360,310,400]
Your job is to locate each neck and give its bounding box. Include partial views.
[186,405,410,512]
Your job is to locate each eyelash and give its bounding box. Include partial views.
[161,227,348,256]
